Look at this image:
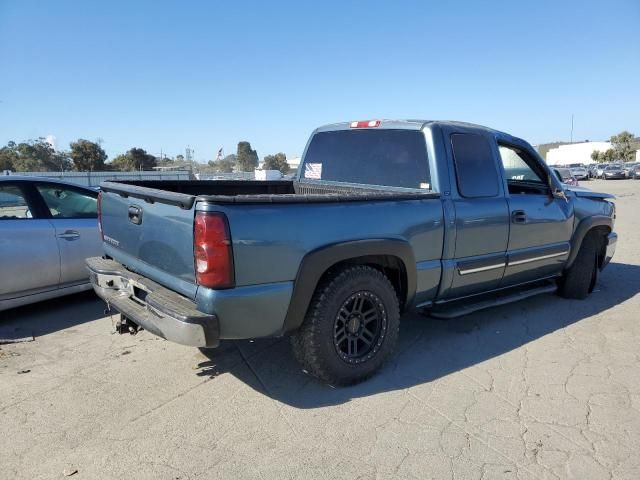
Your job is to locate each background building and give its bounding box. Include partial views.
[545,141,611,166]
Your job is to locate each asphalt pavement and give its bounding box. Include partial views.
[1,179,639,480]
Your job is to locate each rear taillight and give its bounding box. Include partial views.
[97,192,103,240]
[350,120,381,128]
[194,212,234,289]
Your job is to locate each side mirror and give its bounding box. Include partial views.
[549,169,568,201]
[552,187,568,201]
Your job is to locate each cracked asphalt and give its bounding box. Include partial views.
[1,179,639,480]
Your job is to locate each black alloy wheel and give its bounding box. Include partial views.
[333,291,386,364]
[291,265,400,385]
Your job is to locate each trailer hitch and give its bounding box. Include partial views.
[115,315,143,335]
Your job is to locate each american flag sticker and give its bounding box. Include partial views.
[304,163,322,179]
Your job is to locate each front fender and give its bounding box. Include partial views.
[565,215,613,269]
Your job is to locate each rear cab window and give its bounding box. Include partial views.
[300,129,431,190]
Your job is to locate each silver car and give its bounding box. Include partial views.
[0,177,102,311]
[595,163,609,178]
[569,166,588,180]
[623,162,638,177]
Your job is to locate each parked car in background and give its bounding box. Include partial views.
[566,163,584,171]
[0,177,102,311]
[554,167,579,186]
[602,165,626,180]
[569,166,589,180]
[595,163,609,178]
[587,164,599,179]
[631,165,640,179]
[623,162,638,178]
[87,120,617,385]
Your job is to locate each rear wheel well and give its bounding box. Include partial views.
[320,255,408,310]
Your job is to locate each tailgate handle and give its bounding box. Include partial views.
[128,205,143,225]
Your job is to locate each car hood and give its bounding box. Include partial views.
[566,186,615,200]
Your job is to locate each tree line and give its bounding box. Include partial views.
[0,138,158,172]
[0,137,291,174]
[591,131,637,163]
[207,142,290,174]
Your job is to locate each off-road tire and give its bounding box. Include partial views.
[559,233,600,299]
[291,265,400,385]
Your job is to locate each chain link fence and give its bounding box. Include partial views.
[3,170,193,187]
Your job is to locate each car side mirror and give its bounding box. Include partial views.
[552,187,568,201]
[549,170,568,201]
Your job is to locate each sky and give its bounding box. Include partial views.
[0,0,639,162]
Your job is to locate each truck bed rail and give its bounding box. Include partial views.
[100,180,439,207]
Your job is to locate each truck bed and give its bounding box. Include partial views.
[99,180,438,209]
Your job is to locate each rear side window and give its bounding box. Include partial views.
[301,129,430,190]
[35,184,97,218]
[0,184,32,219]
[451,133,500,198]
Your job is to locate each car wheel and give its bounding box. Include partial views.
[559,233,600,300]
[291,265,400,385]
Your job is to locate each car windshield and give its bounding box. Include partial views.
[556,168,572,179]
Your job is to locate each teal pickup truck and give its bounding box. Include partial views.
[87,120,617,384]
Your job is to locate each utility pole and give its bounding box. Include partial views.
[570,114,574,143]
[185,146,194,173]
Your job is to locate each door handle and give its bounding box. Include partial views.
[511,210,527,224]
[56,230,80,240]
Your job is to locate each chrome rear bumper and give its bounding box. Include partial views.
[86,257,219,347]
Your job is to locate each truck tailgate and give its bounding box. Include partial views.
[100,185,197,297]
